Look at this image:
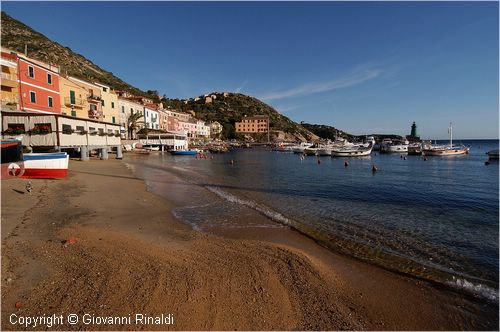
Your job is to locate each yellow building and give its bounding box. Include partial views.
[1,51,19,110]
[59,76,103,120]
[59,76,88,118]
[235,115,269,133]
[95,83,119,125]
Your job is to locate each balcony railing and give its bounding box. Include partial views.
[64,97,85,108]
[87,93,102,101]
[1,73,17,88]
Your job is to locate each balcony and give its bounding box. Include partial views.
[64,97,85,108]
[1,72,17,88]
[87,93,102,101]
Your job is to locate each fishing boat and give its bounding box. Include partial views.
[422,123,469,156]
[331,143,373,157]
[303,143,332,156]
[169,149,198,155]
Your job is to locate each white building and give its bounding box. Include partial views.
[118,97,144,138]
[144,106,160,130]
[196,120,211,138]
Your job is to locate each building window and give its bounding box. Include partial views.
[101,99,105,107]
[71,111,76,117]
[28,66,34,78]
[32,123,52,134]
[62,124,73,134]
[112,116,116,124]
[76,125,85,132]
[103,87,107,92]
[47,73,52,84]
[121,106,125,113]
[111,102,115,109]
[48,96,53,107]
[29,91,36,103]
[90,104,97,111]
[6,123,25,134]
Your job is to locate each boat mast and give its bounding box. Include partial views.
[449,122,453,148]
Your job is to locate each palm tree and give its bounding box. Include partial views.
[127,112,144,139]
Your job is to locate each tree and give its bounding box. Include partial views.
[127,112,144,140]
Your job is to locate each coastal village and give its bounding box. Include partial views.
[0,47,277,158]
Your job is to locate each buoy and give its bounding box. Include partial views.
[400,155,403,159]
[372,165,378,173]
[230,159,234,165]
[403,156,407,160]
[424,157,428,161]
[344,160,349,167]
[317,158,321,165]
[485,161,490,165]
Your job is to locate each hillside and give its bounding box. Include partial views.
[1,11,152,98]
[300,123,354,141]
[162,93,321,141]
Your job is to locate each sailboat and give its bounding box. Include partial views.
[422,123,469,156]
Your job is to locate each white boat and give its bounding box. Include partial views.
[304,143,333,156]
[380,139,409,153]
[332,143,373,157]
[422,123,469,156]
[292,142,313,154]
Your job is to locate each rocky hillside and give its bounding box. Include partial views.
[1,11,150,97]
[162,93,320,141]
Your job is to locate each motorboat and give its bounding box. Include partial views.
[408,143,422,155]
[169,149,198,156]
[380,138,409,153]
[292,142,313,154]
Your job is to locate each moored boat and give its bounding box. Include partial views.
[422,123,469,156]
[169,149,198,155]
[487,149,499,160]
[331,143,373,157]
[380,139,409,153]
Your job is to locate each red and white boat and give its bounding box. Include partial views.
[22,152,69,178]
[1,140,69,179]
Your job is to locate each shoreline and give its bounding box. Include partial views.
[1,157,498,330]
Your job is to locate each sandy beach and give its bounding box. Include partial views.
[1,157,497,330]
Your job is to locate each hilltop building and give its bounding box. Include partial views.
[235,115,269,134]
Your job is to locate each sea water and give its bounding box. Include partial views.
[125,139,499,303]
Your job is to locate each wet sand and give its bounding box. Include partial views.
[1,157,497,330]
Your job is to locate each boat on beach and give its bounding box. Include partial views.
[1,139,68,179]
[422,123,469,156]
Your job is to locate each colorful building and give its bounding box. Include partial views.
[144,105,160,130]
[196,120,211,139]
[59,76,89,118]
[1,51,18,111]
[235,115,269,133]
[16,53,60,114]
[95,83,119,125]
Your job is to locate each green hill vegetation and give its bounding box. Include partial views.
[299,123,354,141]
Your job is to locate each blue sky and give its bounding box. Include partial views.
[3,1,498,139]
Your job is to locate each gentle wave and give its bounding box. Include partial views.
[205,185,293,227]
[447,277,499,303]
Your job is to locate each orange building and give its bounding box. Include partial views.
[235,115,269,133]
[16,53,60,114]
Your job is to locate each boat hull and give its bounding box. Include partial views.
[380,144,408,153]
[423,148,468,156]
[170,150,197,155]
[22,152,69,179]
[331,149,372,157]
